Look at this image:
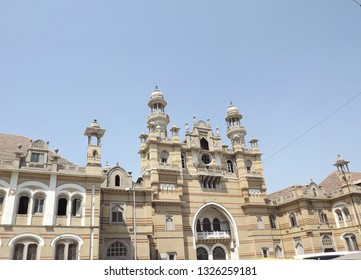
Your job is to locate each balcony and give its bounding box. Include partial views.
[197,231,231,240]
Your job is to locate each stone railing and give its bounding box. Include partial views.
[197,231,231,240]
[197,167,224,176]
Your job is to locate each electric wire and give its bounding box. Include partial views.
[264,91,361,162]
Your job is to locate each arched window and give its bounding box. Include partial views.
[269,214,277,229]
[160,150,169,163]
[55,239,79,260]
[344,234,359,251]
[227,160,234,173]
[165,215,174,231]
[71,197,82,217]
[200,138,209,150]
[257,217,264,230]
[57,197,68,216]
[322,235,333,247]
[13,244,24,260]
[275,245,283,258]
[115,175,120,187]
[245,160,252,172]
[213,246,226,260]
[12,241,38,260]
[33,195,45,215]
[213,218,221,231]
[107,241,128,258]
[318,210,328,224]
[342,207,351,221]
[203,218,211,232]
[18,195,30,214]
[92,150,98,159]
[196,247,208,260]
[335,209,343,222]
[289,213,297,228]
[196,219,202,232]
[294,238,304,255]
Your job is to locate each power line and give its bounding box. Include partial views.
[353,0,361,7]
[264,91,361,162]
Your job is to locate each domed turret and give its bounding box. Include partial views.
[226,102,242,119]
[147,86,170,139]
[225,102,246,147]
[150,86,165,100]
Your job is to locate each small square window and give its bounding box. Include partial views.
[31,153,44,163]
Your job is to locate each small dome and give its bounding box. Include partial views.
[90,119,100,128]
[226,102,240,117]
[150,86,164,100]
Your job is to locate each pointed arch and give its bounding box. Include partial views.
[191,202,239,251]
[200,138,209,150]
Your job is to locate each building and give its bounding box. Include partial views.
[1,88,360,260]
[0,120,105,260]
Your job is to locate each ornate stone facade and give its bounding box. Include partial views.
[1,89,360,260]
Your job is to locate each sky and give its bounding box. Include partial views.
[1,1,360,194]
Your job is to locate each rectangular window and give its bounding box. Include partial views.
[111,204,124,224]
[30,153,44,163]
[262,248,269,258]
[112,211,123,223]
[0,195,4,213]
[33,197,44,215]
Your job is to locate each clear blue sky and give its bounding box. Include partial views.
[1,1,360,194]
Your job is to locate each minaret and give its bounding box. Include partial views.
[225,102,247,149]
[147,86,170,139]
[84,119,106,175]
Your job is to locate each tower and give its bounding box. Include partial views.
[225,102,247,149]
[147,86,170,140]
[224,103,266,198]
[84,119,106,175]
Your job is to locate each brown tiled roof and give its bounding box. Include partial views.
[267,171,361,200]
[319,171,361,192]
[267,185,303,200]
[0,133,76,166]
[0,133,31,161]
